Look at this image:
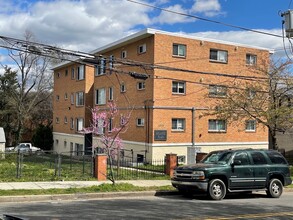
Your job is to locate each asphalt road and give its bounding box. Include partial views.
[1,192,293,220]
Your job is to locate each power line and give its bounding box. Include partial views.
[126,0,283,38]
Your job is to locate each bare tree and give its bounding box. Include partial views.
[0,31,53,144]
[208,59,293,150]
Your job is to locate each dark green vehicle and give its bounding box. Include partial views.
[171,149,292,200]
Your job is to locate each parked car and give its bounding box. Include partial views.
[14,143,42,154]
[171,149,292,200]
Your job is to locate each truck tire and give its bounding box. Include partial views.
[208,179,226,200]
[266,178,283,198]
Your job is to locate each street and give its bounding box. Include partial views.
[1,192,293,220]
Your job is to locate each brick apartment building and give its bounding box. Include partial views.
[53,29,272,163]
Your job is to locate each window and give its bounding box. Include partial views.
[251,152,268,165]
[76,92,84,106]
[172,118,185,131]
[172,81,185,94]
[173,44,186,57]
[64,116,68,124]
[77,65,85,80]
[95,58,106,76]
[76,118,84,131]
[208,120,226,132]
[210,49,228,63]
[95,88,106,105]
[233,152,250,165]
[75,143,83,156]
[64,93,68,100]
[65,69,68,76]
[70,118,74,130]
[108,118,113,132]
[57,72,60,78]
[121,50,127,59]
[245,120,256,132]
[138,43,146,54]
[97,119,105,134]
[56,117,60,124]
[56,95,60,101]
[70,93,74,105]
[120,83,126,93]
[71,67,75,79]
[265,151,287,164]
[246,54,257,65]
[109,87,113,100]
[209,85,227,97]
[137,82,145,90]
[137,118,145,126]
[64,141,67,148]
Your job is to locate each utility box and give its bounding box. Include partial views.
[282,10,293,38]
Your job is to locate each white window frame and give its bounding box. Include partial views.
[172,118,185,131]
[208,119,226,132]
[109,87,114,101]
[138,43,146,54]
[56,95,60,101]
[76,118,84,131]
[97,119,105,135]
[64,116,68,124]
[108,118,113,133]
[76,91,84,106]
[137,118,145,127]
[95,88,106,105]
[173,44,186,57]
[56,117,60,124]
[77,65,85,80]
[121,50,127,59]
[70,93,74,105]
[120,83,126,93]
[64,93,68,100]
[137,82,145,90]
[245,120,256,132]
[172,81,185,94]
[209,85,227,97]
[246,54,257,65]
[70,118,74,130]
[210,49,228,63]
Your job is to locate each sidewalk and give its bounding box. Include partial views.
[0,180,172,190]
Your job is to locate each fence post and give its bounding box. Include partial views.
[94,154,107,181]
[165,154,177,177]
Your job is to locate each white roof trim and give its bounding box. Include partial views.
[53,28,273,69]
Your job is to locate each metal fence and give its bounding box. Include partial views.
[107,157,167,180]
[0,151,94,181]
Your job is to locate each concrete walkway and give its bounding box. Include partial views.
[0,180,171,190]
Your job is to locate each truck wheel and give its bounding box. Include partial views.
[266,178,283,198]
[208,179,226,200]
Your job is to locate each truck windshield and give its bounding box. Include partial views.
[201,151,232,164]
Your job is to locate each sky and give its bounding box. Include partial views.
[0,0,292,66]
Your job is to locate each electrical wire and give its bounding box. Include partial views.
[126,0,283,38]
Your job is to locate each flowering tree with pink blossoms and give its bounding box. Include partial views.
[81,101,130,184]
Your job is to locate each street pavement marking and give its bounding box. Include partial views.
[201,212,293,220]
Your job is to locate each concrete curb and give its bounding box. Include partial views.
[0,191,179,203]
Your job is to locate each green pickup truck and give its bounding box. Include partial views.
[171,149,292,200]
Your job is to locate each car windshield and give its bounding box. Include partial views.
[201,151,232,164]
